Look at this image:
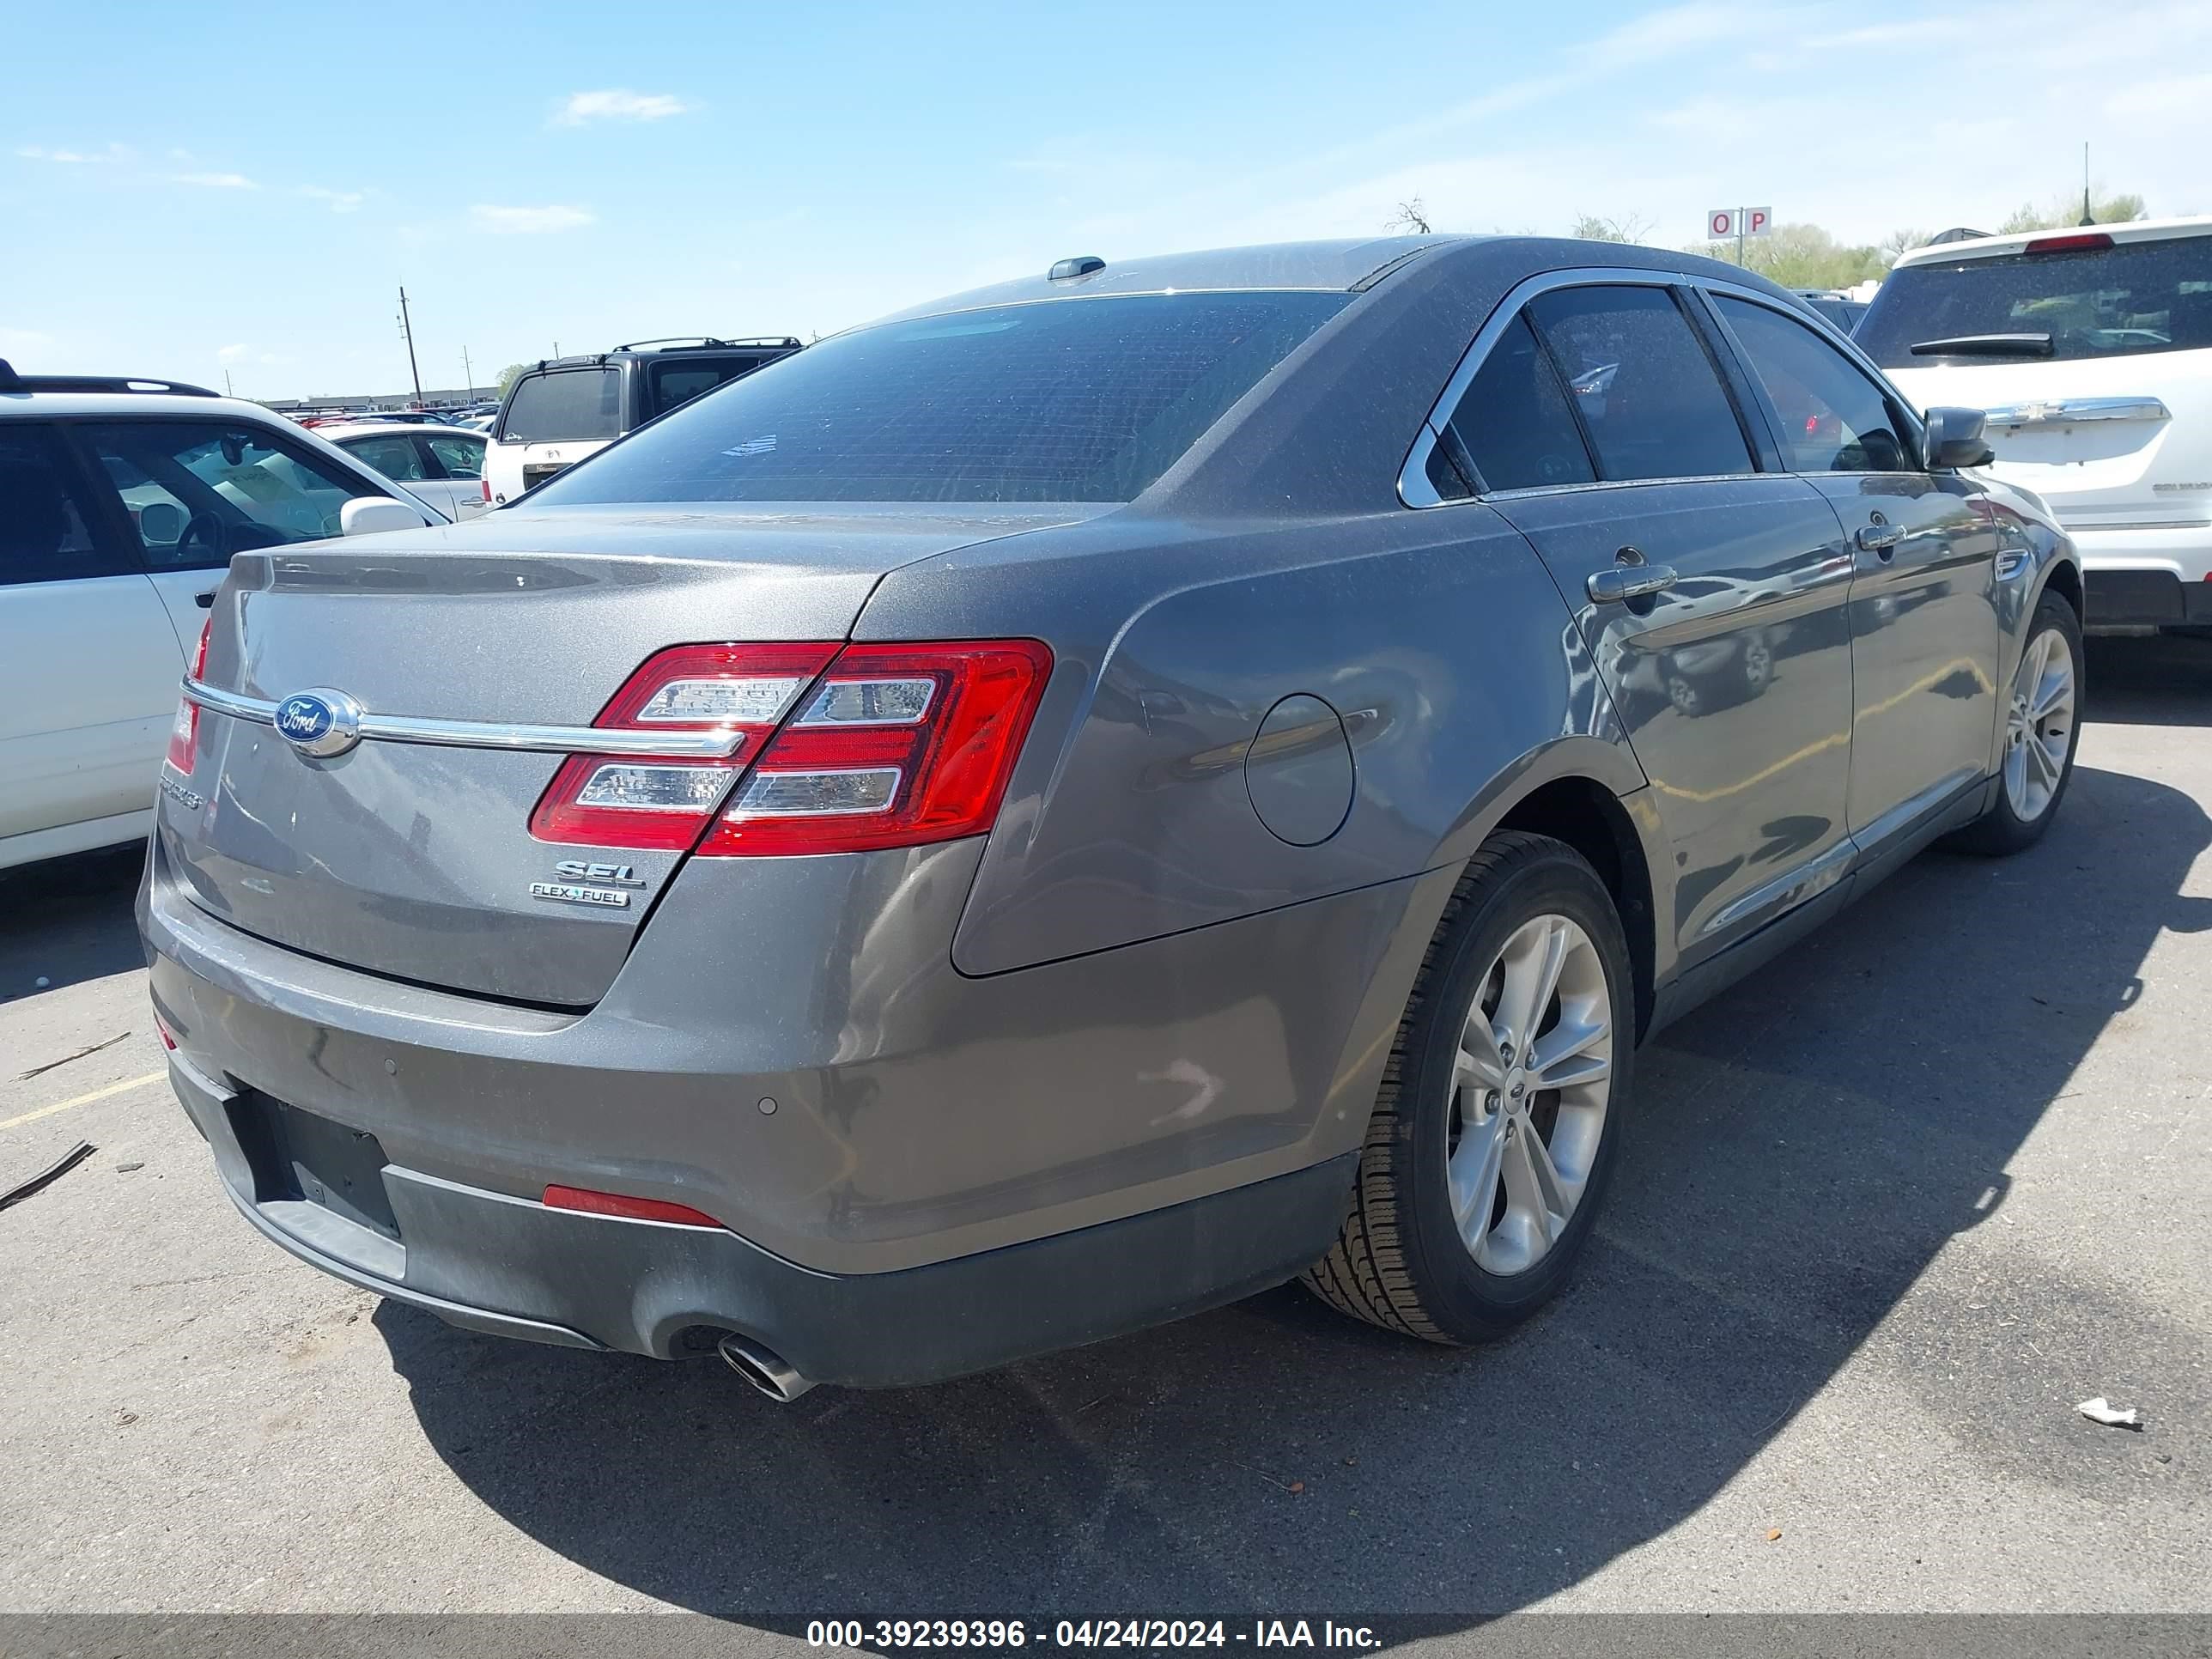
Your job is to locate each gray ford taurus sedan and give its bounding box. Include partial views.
[140,237,2083,1398]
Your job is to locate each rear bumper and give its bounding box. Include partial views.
[167,1052,1353,1384]
[140,834,1443,1379]
[2069,525,2212,626]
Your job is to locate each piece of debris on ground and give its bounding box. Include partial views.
[0,1140,98,1211]
[2076,1396,2146,1431]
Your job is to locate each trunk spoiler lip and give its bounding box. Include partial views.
[182,678,743,759]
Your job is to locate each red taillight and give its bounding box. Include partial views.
[543,1183,727,1229]
[479,478,492,504]
[165,618,211,774]
[529,642,840,848]
[2023,232,2113,254]
[528,638,1053,857]
[702,639,1053,857]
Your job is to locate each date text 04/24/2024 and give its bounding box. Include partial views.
[805,1622,1381,1651]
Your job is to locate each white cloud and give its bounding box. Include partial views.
[554,88,692,125]
[471,204,595,234]
[173,171,258,189]
[295,185,364,212]
[17,142,131,165]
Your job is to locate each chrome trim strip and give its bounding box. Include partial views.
[1984,397,2170,428]
[182,679,744,758]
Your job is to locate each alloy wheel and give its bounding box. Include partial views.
[1443,913,1613,1275]
[2002,626,2075,823]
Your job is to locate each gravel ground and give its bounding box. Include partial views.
[1,636,2206,1639]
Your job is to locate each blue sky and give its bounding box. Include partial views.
[5,0,2206,399]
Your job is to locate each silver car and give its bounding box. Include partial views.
[139,238,2084,1398]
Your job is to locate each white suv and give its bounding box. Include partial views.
[0,364,446,872]
[1859,216,2212,631]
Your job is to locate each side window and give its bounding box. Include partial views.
[1524,285,1755,482]
[499,368,623,442]
[647,357,764,416]
[0,424,126,585]
[79,422,374,567]
[341,434,430,482]
[1712,295,1911,473]
[422,433,483,478]
[1442,313,1598,494]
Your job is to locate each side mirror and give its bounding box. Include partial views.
[339,495,430,537]
[1924,406,1996,470]
[137,501,185,544]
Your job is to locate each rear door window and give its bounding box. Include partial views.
[0,423,126,585]
[499,368,623,443]
[1711,296,1913,473]
[1440,313,1598,494]
[341,434,430,482]
[1857,234,2212,367]
[1524,285,1755,482]
[421,433,483,478]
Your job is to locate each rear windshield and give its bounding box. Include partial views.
[499,367,622,443]
[532,291,1350,505]
[1858,235,2212,367]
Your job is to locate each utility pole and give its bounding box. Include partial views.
[223,370,234,397]
[461,344,474,399]
[397,284,423,404]
[2079,142,2094,227]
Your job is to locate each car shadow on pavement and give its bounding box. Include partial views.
[0,843,145,1004]
[2085,633,2212,727]
[380,740,2212,1621]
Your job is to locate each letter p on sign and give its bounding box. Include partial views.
[1747,207,1771,235]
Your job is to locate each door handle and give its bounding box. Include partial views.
[1855,523,1903,555]
[193,590,217,609]
[1586,564,1678,605]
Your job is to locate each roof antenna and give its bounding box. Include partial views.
[2079,141,2095,227]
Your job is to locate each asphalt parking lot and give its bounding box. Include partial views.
[2,638,2208,1633]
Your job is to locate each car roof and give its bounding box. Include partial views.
[860,237,1475,328]
[1891,214,2212,268]
[328,422,483,442]
[0,389,300,422]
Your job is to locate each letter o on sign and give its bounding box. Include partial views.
[1710,210,1735,238]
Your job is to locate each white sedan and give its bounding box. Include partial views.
[324,422,491,520]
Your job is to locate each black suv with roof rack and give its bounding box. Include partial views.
[484,337,801,503]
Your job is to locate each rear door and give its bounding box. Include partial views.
[418,431,489,518]
[334,431,460,518]
[1439,279,1857,966]
[1707,292,2002,843]
[0,421,181,848]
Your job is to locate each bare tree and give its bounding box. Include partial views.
[1386,198,1433,234]
[1570,212,1653,245]
[1878,228,1929,266]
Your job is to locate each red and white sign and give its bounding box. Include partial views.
[1707,207,1773,240]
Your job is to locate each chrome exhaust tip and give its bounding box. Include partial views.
[717,1333,817,1402]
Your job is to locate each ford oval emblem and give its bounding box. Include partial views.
[274,689,364,758]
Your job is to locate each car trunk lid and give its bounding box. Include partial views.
[159,504,1091,1006]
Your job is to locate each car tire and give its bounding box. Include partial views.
[1949,591,2083,857]
[1303,830,1635,1345]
